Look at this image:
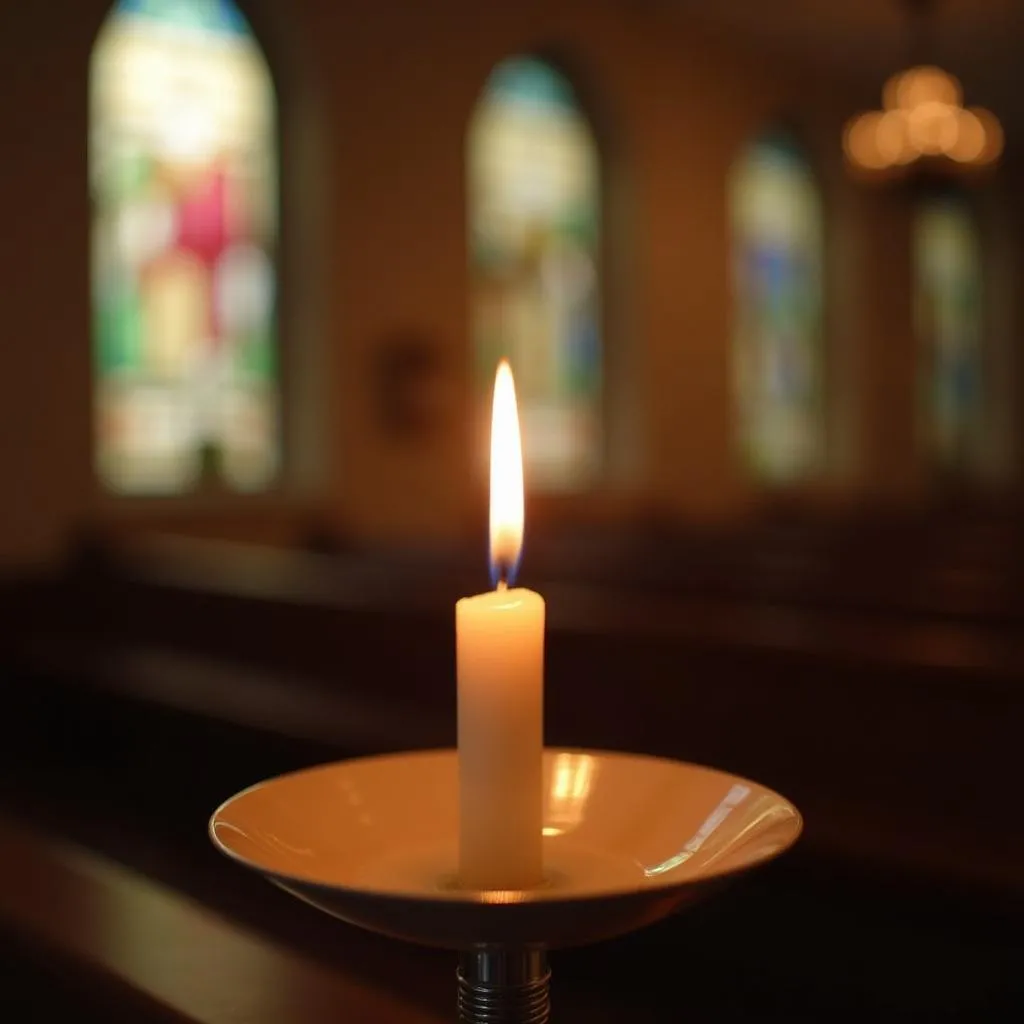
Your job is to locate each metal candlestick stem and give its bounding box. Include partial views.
[458,946,550,1024]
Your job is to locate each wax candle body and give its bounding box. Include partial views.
[457,585,545,890]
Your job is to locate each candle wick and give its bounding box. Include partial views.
[494,558,512,591]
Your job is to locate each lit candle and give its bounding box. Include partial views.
[456,360,544,891]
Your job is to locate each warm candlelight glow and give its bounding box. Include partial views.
[458,358,544,890]
[489,360,525,586]
[543,753,596,837]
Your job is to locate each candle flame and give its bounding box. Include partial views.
[489,360,524,587]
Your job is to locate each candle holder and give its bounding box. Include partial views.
[210,748,801,1023]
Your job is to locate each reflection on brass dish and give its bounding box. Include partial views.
[210,748,801,950]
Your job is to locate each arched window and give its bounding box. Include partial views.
[468,56,602,490]
[913,192,984,473]
[730,134,824,482]
[91,0,278,494]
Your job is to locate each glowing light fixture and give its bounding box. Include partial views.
[843,2,1002,175]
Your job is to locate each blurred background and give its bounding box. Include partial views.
[0,0,1021,1020]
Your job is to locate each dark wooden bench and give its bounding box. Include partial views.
[5,527,1024,898]
[0,780,1017,1023]
[0,815,443,1024]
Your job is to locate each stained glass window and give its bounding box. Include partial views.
[91,0,278,494]
[468,56,602,490]
[913,193,984,472]
[730,134,824,482]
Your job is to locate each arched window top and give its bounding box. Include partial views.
[104,0,253,33]
[91,0,279,495]
[732,134,821,257]
[468,55,602,491]
[915,192,980,287]
[480,55,581,112]
[730,132,825,483]
[914,191,985,473]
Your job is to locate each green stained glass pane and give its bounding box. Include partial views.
[561,203,598,247]
[96,289,143,373]
[914,193,985,472]
[237,330,276,379]
[97,151,152,205]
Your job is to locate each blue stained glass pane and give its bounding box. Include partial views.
[115,0,251,36]
[485,57,579,113]
[731,134,825,482]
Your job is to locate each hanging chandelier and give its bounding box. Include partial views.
[843,1,1003,174]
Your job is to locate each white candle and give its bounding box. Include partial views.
[457,361,544,891]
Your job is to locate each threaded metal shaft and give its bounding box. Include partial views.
[457,947,550,1024]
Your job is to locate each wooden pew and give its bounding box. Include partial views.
[5,529,1023,901]
[0,815,443,1024]
[0,807,662,1023]
[1,537,1021,1020]
[0,744,1018,1023]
